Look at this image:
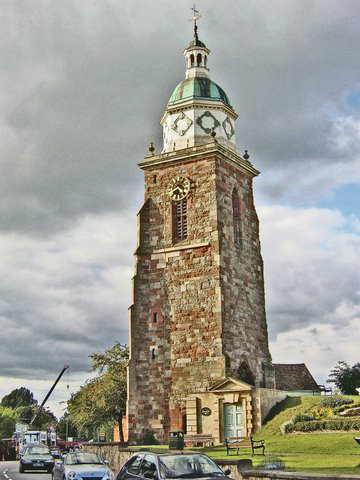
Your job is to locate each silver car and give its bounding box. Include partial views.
[52,451,114,480]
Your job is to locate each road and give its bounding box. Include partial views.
[1,461,52,480]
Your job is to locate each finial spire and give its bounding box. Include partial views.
[191,4,202,41]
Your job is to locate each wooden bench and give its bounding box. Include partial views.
[225,437,265,456]
[184,434,214,447]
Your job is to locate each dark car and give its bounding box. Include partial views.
[19,444,55,473]
[116,452,232,480]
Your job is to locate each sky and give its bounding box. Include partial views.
[0,0,359,420]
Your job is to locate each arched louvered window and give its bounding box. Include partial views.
[190,54,195,67]
[173,198,188,242]
[197,53,202,66]
[232,188,242,247]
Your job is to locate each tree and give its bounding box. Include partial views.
[0,407,17,439]
[15,405,57,429]
[68,342,128,442]
[1,388,37,409]
[327,361,360,394]
[57,412,79,440]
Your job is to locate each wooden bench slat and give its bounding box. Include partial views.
[225,436,265,456]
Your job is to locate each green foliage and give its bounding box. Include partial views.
[14,405,57,429]
[1,387,37,409]
[338,407,360,417]
[16,406,34,424]
[327,361,360,395]
[0,407,17,439]
[140,431,159,445]
[292,413,314,423]
[67,342,128,441]
[319,395,353,408]
[287,418,360,432]
[57,412,79,440]
[280,420,294,434]
[334,402,360,414]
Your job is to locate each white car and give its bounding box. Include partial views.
[52,451,114,480]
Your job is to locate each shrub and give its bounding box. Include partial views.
[334,402,360,414]
[280,420,295,434]
[291,418,360,432]
[339,407,360,417]
[292,413,314,423]
[140,430,159,445]
[319,395,353,408]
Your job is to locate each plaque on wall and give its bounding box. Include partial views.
[201,407,212,416]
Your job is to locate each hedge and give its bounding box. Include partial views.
[284,418,360,433]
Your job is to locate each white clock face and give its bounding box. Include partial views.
[167,176,190,201]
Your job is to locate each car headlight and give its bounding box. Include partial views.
[104,470,114,480]
[21,460,31,464]
[67,471,77,480]
[45,459,54,462]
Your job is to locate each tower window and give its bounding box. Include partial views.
[190,54,195,67]
[151,348,156,360]
[232,188,242,247]
[204,55,208,68]
[172,198,188,242]
[197,53,202,66]
[153,312,158,323]
[153,174,157,184]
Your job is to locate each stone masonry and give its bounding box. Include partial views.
[127,141,274,444]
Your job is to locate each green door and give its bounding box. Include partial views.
[223,403,244,438]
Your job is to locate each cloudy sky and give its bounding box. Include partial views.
[1,0,359,419]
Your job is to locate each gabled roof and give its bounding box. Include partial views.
[208,377,253,392]
[273,363,319,391]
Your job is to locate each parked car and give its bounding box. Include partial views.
[19,444,55,473]
[50,446,62,459]
[116,452,232,480]
[52,451,114,480]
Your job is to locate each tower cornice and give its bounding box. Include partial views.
[139,141,259,177]
[160,100,238,125]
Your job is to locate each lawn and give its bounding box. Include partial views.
[198,433,360,475]
[199,395,360,475]
[138,396,360,475]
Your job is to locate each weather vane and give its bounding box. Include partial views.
[190,4,202,40]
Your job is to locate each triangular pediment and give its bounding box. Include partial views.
[209,377,253,392]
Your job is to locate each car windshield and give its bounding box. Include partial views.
[159,454,224,479]
[27,446,50,455]
[66,452,103,465]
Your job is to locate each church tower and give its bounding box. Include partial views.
[127,17,275,444]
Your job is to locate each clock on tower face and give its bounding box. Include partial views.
[167,176,190,201]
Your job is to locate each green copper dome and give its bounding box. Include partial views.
[168,77,232,107]
[188,38,207,48]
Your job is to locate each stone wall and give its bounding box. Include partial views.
[252,389,288,431]
[128,142,276,444]
[128,151,227,443]
[83,444,360,480]
[216,157,273,389]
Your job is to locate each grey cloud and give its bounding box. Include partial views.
[1,0,360,235]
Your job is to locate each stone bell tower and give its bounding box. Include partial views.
[127,17,274,444]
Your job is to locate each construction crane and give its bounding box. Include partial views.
[30,364,69,425]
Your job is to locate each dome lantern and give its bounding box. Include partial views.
[160,9,238,154]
